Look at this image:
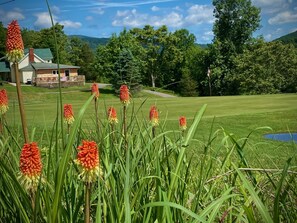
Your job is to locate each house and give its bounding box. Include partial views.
[0,48,85,87]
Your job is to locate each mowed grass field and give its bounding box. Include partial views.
[3,83,297,168]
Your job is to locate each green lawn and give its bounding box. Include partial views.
[3,83,297,167]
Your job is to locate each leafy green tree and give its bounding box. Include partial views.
[159,29,196,92]
[37,23,70,64]
[94,29,144,83]
[111,48,142,94]
[68,37,95,80]
[0,22,6,58]
[21,28,40,48]
[179,68,198,96]
[130,25,168,88]
[211,0,261,95]
[234,39,297,94]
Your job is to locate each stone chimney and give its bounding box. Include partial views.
[29,48,35,63]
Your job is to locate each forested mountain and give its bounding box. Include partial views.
[274,30,297,46]
[68,35,109,50]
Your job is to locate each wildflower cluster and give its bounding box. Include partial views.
[91,83,99,100]
[19,142,43,191]
[120,85,130,105]
[6,20,24,63]
[75,140,100,183]
[0,89,9,115]
[108,107,118,124]
[149,105,159,127]
[64,104,75,125]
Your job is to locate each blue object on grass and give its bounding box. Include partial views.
[264,133,297,143]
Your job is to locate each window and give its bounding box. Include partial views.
[52,70,59,75]
[65,70,70,77]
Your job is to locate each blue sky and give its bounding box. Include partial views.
[0,0,297,44]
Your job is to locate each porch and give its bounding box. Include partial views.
[34,75,85,88]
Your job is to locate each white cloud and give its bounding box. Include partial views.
[155,12,183,27]
[151,6,160,12]
[60,20,82,28]
[252,0,289,14]
[112,9,184,28]
[92,8,105,15]
[86,16,93,21]
[0,9,25,24]
[268,11,297,24]
[34,12,56,28]
[112,4,214,29]
[201,30,213,42]
[34,11,81,29]
[185,5,214,25]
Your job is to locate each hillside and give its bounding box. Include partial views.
[69,34,209,50]
[68,35,110,50]
[274,30,297,46]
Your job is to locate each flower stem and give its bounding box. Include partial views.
[123,105,128,149]
[14,63,29,143]
[85,182,91,223]
[152,126,156,138]
[94,99,100,135]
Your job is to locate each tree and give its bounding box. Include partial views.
[0,22,6,58]
[21,28,40,48]
[130,25,168,88]
[234,39,297,94]
[111,48,142,94]
[37,23,70,64]
[94,29,144,83]
[211,0,261,95]
[68,37,95,81]
[179,68,198,96]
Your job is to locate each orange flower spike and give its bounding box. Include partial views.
[179,116,187,131]
[108,107,118,124]
[75,140,100,183]
[6,20,24,62]
[120,85,130,105]
[19,142,43,190]
[149,106,159,127]
[0,89,9,115]
[91,83,99,100]
[64,104,75,125]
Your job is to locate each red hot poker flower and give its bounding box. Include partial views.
[149,106,159,127]
[179,116,187,131]
[64,104,75,125]
[0,89,9,115]
[108,107,118,124]
[19,142,43,191]
[75,140,100,183]
[91,83,99,100]
[120,85,130,105]
[6,20,24,62]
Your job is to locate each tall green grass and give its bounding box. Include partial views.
[1,2,297,221]
[1,96,297,222]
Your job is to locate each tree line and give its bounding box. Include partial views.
[0,0,296,95]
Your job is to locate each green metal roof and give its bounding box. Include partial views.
[0,61,10,72]
[20,64,35,71]
[24,48,53,61]
[31,63,79,70]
